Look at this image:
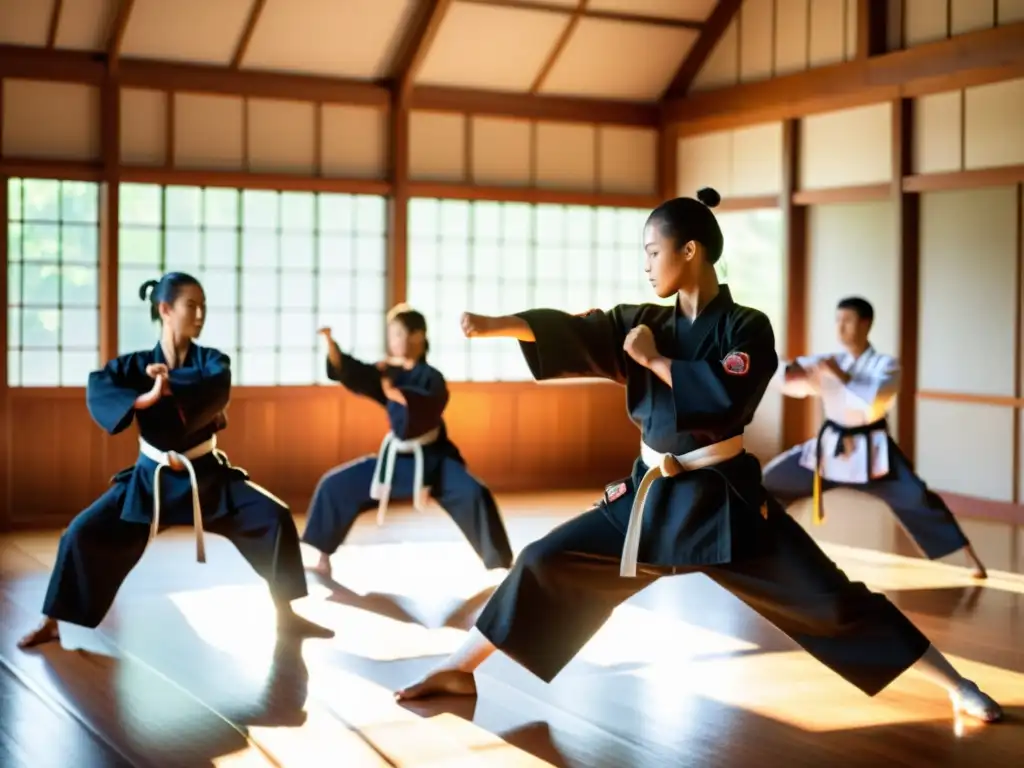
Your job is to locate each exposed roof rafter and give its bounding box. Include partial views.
[46,0,64,49]
[460,0,703,30]
[231,0,267,69]
[390,0,454,103]
[660,0,743,101]
[106,0,135,73]
[530,0,587,94]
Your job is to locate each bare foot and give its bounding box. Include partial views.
[952,680,1002,723]
[971,566,988,580]
[308,552,332,579]
[395,669,478,701]
[18,618,60,650]
[277,608,335,639]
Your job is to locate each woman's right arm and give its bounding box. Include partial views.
[86,354,147,434]
[318,328,387,405]
[463,307,635,383]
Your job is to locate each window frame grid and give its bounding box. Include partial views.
[117,184,387,386]
[7,178,101,387]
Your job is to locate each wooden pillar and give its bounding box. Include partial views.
[388,94,409,308]
[781,118,809,448]
[99,76,120,363]
[893,98,919,461]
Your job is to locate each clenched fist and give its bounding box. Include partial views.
[146,363,169,380]
[623,324,659,367]
[460,312,493,338]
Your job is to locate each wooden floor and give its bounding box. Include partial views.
[1,492,1022,768]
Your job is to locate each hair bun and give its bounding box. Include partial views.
[138,279,159,302]
[696,187,721,209]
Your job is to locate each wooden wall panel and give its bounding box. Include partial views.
[597,127,657,195]
[119,88,167,166]
[535,122,597,191]
[800,103,892,189]
[1001,0,1024,24]
[4,383,639,528]
[915,400,1015,502]
[806,201,900,421]
[693,0,857,92]
[469,117,532,186]
[964,78,1024,170]
[917,187,1018,396]
[409,110,466,182]
[246,98,317,176]
[320,104,388,179]
[676,122,783,197]
[172,93,245,170]
[912,91,962,174]
[2,79,101,160]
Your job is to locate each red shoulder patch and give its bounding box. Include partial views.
[722,351,750,376]
[605,482,628,503]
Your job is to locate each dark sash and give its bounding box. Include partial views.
[811,417,889,525]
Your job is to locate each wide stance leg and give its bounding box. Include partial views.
[20,485,149,649]
[432,459,514,570]
[707,505,1001,720]
[861,446,984,574]
[396,505,658,699]
[301,457,377,556]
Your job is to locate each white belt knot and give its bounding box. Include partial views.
[619,435,745,578]
[139,436,217,563]
[369,427,441,526]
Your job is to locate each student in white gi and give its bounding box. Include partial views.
[763,296,987,579]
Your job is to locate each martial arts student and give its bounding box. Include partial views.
[394,189,1002,725]
[18,272,331,650]
[302,304,514,577]
[763,296,988,579]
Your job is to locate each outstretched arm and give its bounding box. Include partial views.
[318,328,387,405]
[462,308,631,383]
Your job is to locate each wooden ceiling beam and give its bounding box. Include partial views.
[530,0,587,94]
[231,0,267,69]
[390,0,453,102]
[0,44,657,125]
[663,22,1024,131]
[459,0,703,30]
[46,0,64,49]
[106,0,134,73]
[660,0,743,100]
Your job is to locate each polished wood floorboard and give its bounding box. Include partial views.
[1,491,1022,767]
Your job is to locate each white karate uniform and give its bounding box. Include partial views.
[778,346,901,484]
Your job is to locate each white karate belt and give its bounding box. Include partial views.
[369,426,441,526]
[619,435,745,578]
[139,435,217,563]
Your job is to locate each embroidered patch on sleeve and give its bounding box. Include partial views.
[605,482,628,502]
[722,351,750,376]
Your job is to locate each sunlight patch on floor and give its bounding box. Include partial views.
[169,584,469,664]
[577,604,758,668]
[303,666,557,767]
[820,542,1024,595]
[306,542,508,601]
[630,649,1024,733]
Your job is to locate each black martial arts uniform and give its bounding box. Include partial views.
[763,347,972,560]
[474,286,930,693]
[41,343,308,629]
[301,343,514,570]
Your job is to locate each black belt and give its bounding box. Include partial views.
[811,417,889,525]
